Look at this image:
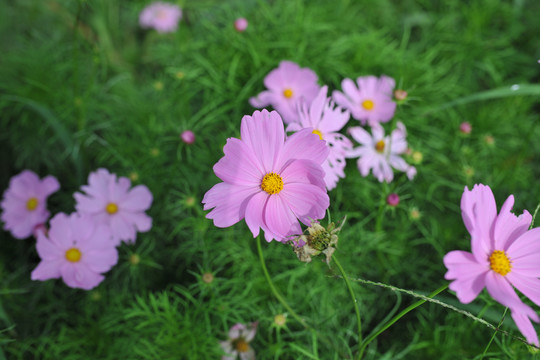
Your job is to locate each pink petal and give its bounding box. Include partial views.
[278,129,329,169]
[280,159,326,190]
[74,192,106,213]
[342,78,360,100]
[31,260,62,281]
[348,127,372,146]
[307,86,328,126]
[511,310,540,346]
[47,213,74,248]
[84,247,119,273]
[506,273,540,307]
[507,227,540,260]
[244,191,268,238]
[229,323,246,339]
[61,263,104,290]
[111,214,136,243]
[494,195,532,250]
[484,271,527,310]
[213,138,264,186]
[249,90,275,108]
[443,250,489,280]
[110,176,132,203]
[264,195,302,239]
[121,185,153,211]
[279,183,329,225]
[240,110,285,173]
[79,224,114,251]
[10,170,40,197]
[40,175,60,196]
[121,212,152,233]
[203,183,258,228]
[448,274,488,304]
[35,233,63,260]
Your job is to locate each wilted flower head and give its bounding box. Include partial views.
[249,61,320,124]
[234,18,248,32]
[292,217,346,264]
[220,322,257,360]
[444,184,540,345]
[333,75,396,126]
[31,213,119,290]
[287,86,352,190]
[1,170,59,239]
[202,110,329,242]
[74,169,153,245]
[347,122,416,183]
[139,2,182,33]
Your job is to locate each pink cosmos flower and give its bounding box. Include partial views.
[1,170,59,239]
[332,75,396,126]
[249,61,320,124]
[234,18,248,32]
[31,213,118,290]
[220,322,257,360]
[286,85,352,190]
[347,122,416,183]
[74,169,153,245]
[202,109,329,242]
[444,184,540,345]
[139,2,182,33]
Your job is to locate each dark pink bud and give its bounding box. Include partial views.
[386,193,400,207]
[180,130,195,144]
[459,122,472,134]
[234,18,248,32]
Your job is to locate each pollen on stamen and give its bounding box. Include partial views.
[283,88,293,99]
[362,99,374,110]
[489,250,512,276]
[234,339,249,353]
[261,172,283,195]
[106,202,118,214]
[375,140,385,153]
[26,197,39,211]
[312,129,324,140]
[65,248,82,263]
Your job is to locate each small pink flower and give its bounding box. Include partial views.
[347,122,416,183]
[139,2,182,33]
[202,109,329,242]
[234,18,248,32]
[181,130,196,144]
[31,213,118,290]
[249,61,320,124]
[1,170,59,239]
[386,193,399,206]
[74,169,153,245]
[220,322,257,360]
[286,86,352,190]
[459,122,472,134]
[333,75,396,126]
[444,184,540,346]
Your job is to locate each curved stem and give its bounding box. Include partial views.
[357,283,448,359]
[332,255,363,355]
[480,307,508,359]
[256,236,308,328]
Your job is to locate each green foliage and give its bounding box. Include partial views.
[1,0,540,358]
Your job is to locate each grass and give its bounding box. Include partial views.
[1,0,540,359]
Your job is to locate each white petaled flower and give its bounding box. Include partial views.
[220,322,257,360]
[347,122,416,183]
[287,85,352,190]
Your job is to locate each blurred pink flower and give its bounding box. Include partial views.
[234,18,248,32]
[249,61,320,124]
[286,86,352,190]
[444,184,540,345]
[31,213,118,290]
[220,322,257,360]
[459,121,472,134]
[74,169,153,245]
[180,130,195,144]
[386,193,400,206]
[1,170,59,239]
[347,122,416,183]
[333,75,396,126]
[202,109,329,242]
[139,2,182,33]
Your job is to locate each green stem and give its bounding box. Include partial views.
[256,236,308,329]
[480,307,508,359]
[357,284,448,359]
[332,255,363,355]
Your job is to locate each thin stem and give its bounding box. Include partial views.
[357,284,448,359]
[256,235,308,329]
[332,255,363,354]
[480,307,508,359]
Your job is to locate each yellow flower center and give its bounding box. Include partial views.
[26,197,39,211]
[312,129,323,140]
[489,250,512,276]
[65,248,82,263]
[233,339,249,353]
[283,88,293,99]
[362,99,374,110]
[261,172,283,195]
[375,140,385,153]
[105,202,118,214]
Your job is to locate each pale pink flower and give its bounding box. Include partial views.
[220,322,257,360]
[180,130,195,144]
[202,109,329,242]
[74,169,153,245]
[347,122,416,183]
[31,213,118,290]
[286,86,352,190]
[444,184,540,345]
[234,18,248,32]
[249,61,320,124]
[333,75,396,126]
[139,2,182,33]
[1,170,59,239]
